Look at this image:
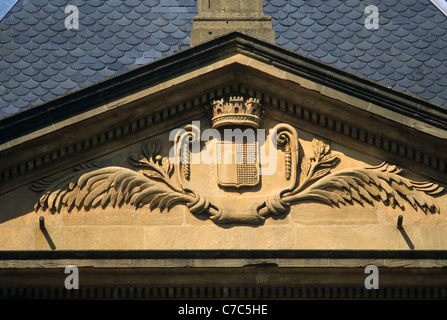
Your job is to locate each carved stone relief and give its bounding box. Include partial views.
[31,97,444,225]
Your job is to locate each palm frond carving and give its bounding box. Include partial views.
[285,162,443,213]
[32,139,221,219]
[259,138,444,217]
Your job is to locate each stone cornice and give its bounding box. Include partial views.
[1,250,446,299]
[1,249,447,261]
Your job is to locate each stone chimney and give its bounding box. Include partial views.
[190,0,275,46]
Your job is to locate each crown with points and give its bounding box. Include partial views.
[211,97,262,129]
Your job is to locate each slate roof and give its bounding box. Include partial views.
[0,0,446,119]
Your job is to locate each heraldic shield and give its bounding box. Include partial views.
[213,97,261,189]
[216,140,260,188]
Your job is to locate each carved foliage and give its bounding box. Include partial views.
[31,128,444,224]
[32,139,221,219]
[259,138,444,217]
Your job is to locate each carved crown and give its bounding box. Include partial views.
[211,97,262,129]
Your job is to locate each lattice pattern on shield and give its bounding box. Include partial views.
[236,142,258,185]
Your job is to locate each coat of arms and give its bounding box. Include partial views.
[31,97,444,225]
[213,97,261,188]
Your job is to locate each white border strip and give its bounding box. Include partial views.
[430,0,447,17]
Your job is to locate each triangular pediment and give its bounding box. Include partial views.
[0,33,446,230]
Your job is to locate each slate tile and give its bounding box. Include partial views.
[393,39,412,52]
[408,83,426,94]
[424,58,443,69]
[328,9,344,21]
[397,76,416,89]
[289,36,308,46]
[50,85,70,96]
[345,21,363,32]
[1,105,20,114]
[170,28,188,40]
[3,78,21,90]
[312,36,330,46]
[315,40,335,53]
[359,64,380,76]
[134,4,152,14]
[328,46,346,58]
[318,3,336,14]
[116,16,133,27]
[2,52,21,64]
[178,0,196,6]
[378,61,405,76]
[21,64,41,77]
[125,36,143,46]
[425,70,443,83]
[161,35,179,46]
[414,51,433,63]
[344,7,363,20]
[152,16,170,27]
[281,41,299,52]
[319,53,337,65]
[178,22,194,33]
[21,91,39,102]
[58,65,77,77]
[79,67,98,77]
[432,11,447,23]
[96,68,116,78]
[272,22,289,33]
[13,8,31,20]
[270,0,287,7]
[275,36,289,46]
[347,47,365,58]
[277,9,290,20]
[419,90,438,100]
[347,57,366,69]
[422,45,441,56]
[427,82,446,94]
[328,22,345,33]
[396,51,414,63]
[338,52,358,64]
[70,73,88,83]
[374,39,393,51]
[300,28,317,40]
[86,72,108,83]
[107,60,125,71]
[327,34,346,46]
[412,38,430,50]
[419,7,437,18]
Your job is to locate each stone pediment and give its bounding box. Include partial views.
[1,33,446,194]
[1,33,446,249]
